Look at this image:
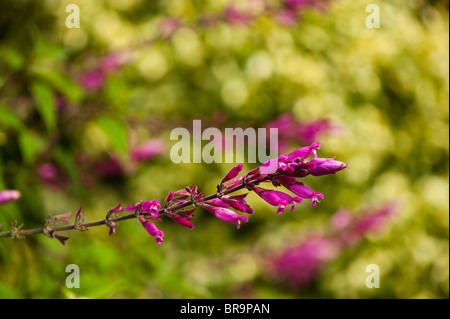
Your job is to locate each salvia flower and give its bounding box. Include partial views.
[124,200,160,215]
[252,187,302,214]
[138,215,164,244]
[203,204,248,229]
[287,142,320,162]
[169,213,194,230]
[281,182,324,206]
[307,156,349,176]
[0,190,21,205]
[55,212,72,223]
[221,194,254,214]
[221,164,243,184]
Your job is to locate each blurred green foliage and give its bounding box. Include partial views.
[0,0,448,298]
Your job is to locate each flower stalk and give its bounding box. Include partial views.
[0,143,348,245]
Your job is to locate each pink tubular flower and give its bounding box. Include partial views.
[138,215,164,244]
[252,187,302,214]
[222,194,253,214]
[108,203,122,213]
[130,139,166,162]
[287,142,321,162]
[169,213,194,230]
[203,204,248,229]
[0,190,21,205]
[55,212,72,223]
[124,200,160,215]
[306,157,349,176]
[282,182,324,206]
[206,198,230,208]
[221,164,243,184]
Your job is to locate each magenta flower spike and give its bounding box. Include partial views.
[138,215,164,244]
[203,204,248,229]
[0,143,348,245]
[0,190,21,205]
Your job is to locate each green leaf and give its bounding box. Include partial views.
[54,147,80,190]
[18,130,45,163]
[30,81,57,133]
[0,102,25,131]
[0,47,25,70]
[32,69,84,102]
[96,116,129,155]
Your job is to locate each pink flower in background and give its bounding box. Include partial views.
[159,18,180,39]
[78,69,105,92]
[130,139,166,162]
[55,95,67,112]
[269,202,400,288]
[38,163,58,182]
[272,236,339,288]
[330,209,353,232]
[273,10,299,26]
[284,0,330,12]
[38,163,67,189]
[100,51,131,74]
[297,119,337,144]
[266,114,340,152]
[0,190,21,205]
[93,156,124,178]
[352,204,399,237]
[284,0,312,11]
[224,6,253,25]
